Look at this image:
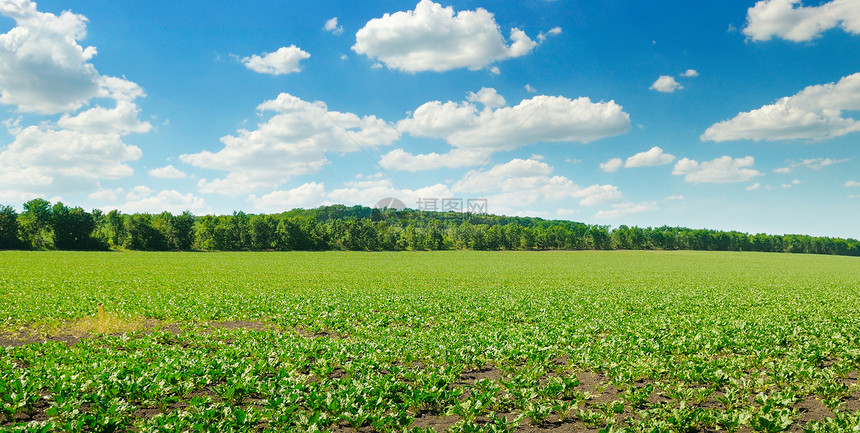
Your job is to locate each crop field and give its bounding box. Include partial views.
[1,251,860,432]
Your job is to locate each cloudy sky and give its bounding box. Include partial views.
[1,0,859,238]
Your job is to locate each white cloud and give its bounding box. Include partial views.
[601,146,675,172]
[118,190,209,214]
[747,182,762,191]
[352,0,537,72]
[537,26,562,42]
[385,90,630,171]
[87,185,123,201]
[556,208,579,217]
[0,126,142,189]
[126,185,153,201]
[0,189,45,205]
[524,84,536,93]
[148,165,187,179]
[743,0,860,42]
[453,158,622,207]
[600,158,623,173]
[800,157,850,169]
[574,184,623,206]
[775,157,850,172]
[0,0,100,113]
[845,180,860,187]
[251,182,327,212]
[324,17,343,35]
[702,72,860,142]
[180,93,399,195]
[328,178,452,209]
[594,201,659,219]
[624,146,676,168]
[488,66,501,75]
[672,156,763,183]
[57,100,151,135]
[380,148,490,171]
[650,75,682,93]
[681,69,699,77]
[465,87,506,108]
[242,45,310,75]
[251,159,627,215]
[0,1,153,203]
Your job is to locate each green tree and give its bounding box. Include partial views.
[123,214,166,250]
[19,198,53,249]
[0,205,20,249]
[51,202,96,250]
[249,214,278,250]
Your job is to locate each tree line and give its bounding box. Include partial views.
[1,198,858,256]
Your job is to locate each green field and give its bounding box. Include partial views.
[1,251,860,432]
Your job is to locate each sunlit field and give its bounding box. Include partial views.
[2,251,859,432]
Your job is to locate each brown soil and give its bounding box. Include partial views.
[206,320,277,332]
[796,396,836,424]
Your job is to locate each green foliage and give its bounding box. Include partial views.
[50,202,98,250]
[0,205,20,249]
[2,200,859,255]
[19,198,53,249]
[1,251,859,431]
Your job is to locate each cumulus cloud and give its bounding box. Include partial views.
[747,183,762,191]
[845,180,860,187]
[466,87,506,108]
[0,0,100,113]
[0,1,152,200]
[452,158,622,207]
[0,126,142,190]
[380,148,491,171]
[384,89,630,171]
[601,146,675,172]
[681,69,699,77]
[600,158,623,173]
[57,100,152,135]
[594,201,659,219]
[180,93,399,195]
[703,73,860,142]
[650,75,682,93]
[328,178,452,209]
[242,45,310,75]
[118,190,209,214]
[672,156,763,183]
[251,175,453,212]
[624,146,676,168]
[87,184,123,201]
[126,185,153,201]
[352,0,537,72]
[743,0,860,42]
[324,17,343,35]
[148,165,187,179]
[251,182,327,212]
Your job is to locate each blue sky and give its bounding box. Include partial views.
[1,0,859,238]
